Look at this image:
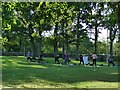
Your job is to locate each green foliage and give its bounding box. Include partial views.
[113,42,119,56]
[97,41,108,54]
[1,2,119,57]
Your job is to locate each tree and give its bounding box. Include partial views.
[33,2,52,55]
[104,3,118,57]
[14,2,38,57]
[85,2,105,54]
[2,2,20,52]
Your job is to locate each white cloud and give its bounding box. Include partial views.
[98,28,108,41]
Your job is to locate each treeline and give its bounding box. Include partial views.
[1,2,120,59]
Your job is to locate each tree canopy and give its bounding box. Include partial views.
[2,2,120,58]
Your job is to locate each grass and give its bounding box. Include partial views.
[1,56,119,88]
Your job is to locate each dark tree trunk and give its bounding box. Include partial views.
[118,2,120,42]
[62,21,65,58]
[54,23,58,57]
[65,26,69,53]
[75,12,80,60]
[109,28,117,57]
[30,36,36,58]
[24,46,26,56]
[110,40,113,57]
[76,41,79,60]
[109,29,115,57]
[19,39,22,52]
[29,23,36,58]
[19,28,22,52]
[37,23,42,56]
[62,44,65,57]
[37,35,42,56]
[23,33,27,56]
[118,2,120,65]
[95,25,98,54]
[66,38,69,53]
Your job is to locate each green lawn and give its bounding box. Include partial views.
[1,56,119,88]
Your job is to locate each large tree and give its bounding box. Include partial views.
[104,3,119,57]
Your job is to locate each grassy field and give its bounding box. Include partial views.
[1,56,119,88]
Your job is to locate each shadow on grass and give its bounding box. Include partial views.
[2,56,119,87]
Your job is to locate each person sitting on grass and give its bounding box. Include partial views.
[108,56,115,67]
[55,54,60,64]
[26,51,32,62]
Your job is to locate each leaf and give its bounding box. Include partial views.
[40,19,44,24]
[46,2,49,6]
[37,2,43,10]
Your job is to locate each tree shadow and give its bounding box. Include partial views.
[2,56,119,88]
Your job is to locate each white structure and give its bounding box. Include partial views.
[83,56,89,64]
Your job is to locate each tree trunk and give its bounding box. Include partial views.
[110,40,113,57]
[95,25,98,54]
[76,28,80,60]
[117,2,120,64]
[66,38,69,53]
[109,28,115,57]
[24,46,26,56]
[19,28,22,52]
[37,36,42,56]
[37,40,40,56]
[62,44,65,58]
[37,24,42,56]
[117,2,120,42]
[65,27,69,53]
[54,23,58,57]
[29,23,36,58]
[24,33,27,56]
[75,12,80,60]
[30,36,36,58]
[62,22,65,58]
[76,41,79,60]
[19,38,22,52]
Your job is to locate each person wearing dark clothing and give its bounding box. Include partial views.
[108,57,115,67]
[26,51,32,62]
[55,55,60,64]
[64,52,70,65]
[79,54,84,65]
[38,53,43,64]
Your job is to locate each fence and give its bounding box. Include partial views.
[1,52,119,62]
[2,52,24,56]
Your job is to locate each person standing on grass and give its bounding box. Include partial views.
[91,52,98,66]
[79,54,84,65]
[55,54,60,64]
[108,56,115,67]
[64,52,69,65]
[38,53,43,64]
[26,51,32,62]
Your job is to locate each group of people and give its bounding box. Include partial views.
[26,51,43,64]
[79,53,115,67]
[26,51,115,67]
[79,52,98,66]
[54,52,70,65]
[55,52,98,66]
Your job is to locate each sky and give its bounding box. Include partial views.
[42,28,108,42]
[98,29,108,41]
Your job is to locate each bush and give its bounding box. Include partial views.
[2,52,24,56]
